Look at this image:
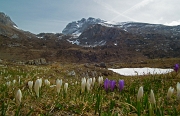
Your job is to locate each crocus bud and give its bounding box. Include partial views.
[88,78,92,86]
[104,78,109,92]
[18,76,21,84]
[177,82,180,100]
[44,79,50,86]
[98,76,103,85]
[110,80,116,91]
[64,83,68,93]
[167,86,174,99]
[13,80,16,85]
[137,86,143,101]
[174,64,179,72]
[6,81,11,87]
[86,78,91,92]
[92,77,96,86]
[119,80,124,91]
[81,78,86,93]
[28,81,33,92]
[39,78,42,88]
[56,79,62,94]
[16,89,22,104]
[34,79,41,97]
[150,89,156,104]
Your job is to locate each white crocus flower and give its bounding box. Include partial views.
[150,89,156,104]
[39,78,42,88]
[16,89,22,104]
[137,86,143,101]
[18,76,21,84]
[86,78,91,92]
[34,79,41,97]
[28,81,33,92]
[98,76,103,86]
[6,81,11,87]
[177,82,180,100]
[167,87,174,99]
[92,77,96,86]
[56,79,62,94]
[13,80,16,85]
[44,79,50,86]
[81,78,86,93]
[64,83,68,93]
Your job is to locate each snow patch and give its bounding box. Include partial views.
[13,25,19,29]
[67,39,80,45]
[108,67,173,76]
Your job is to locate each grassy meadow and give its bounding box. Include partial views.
[0,58,180,116]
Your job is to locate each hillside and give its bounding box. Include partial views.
[0,13,180,64]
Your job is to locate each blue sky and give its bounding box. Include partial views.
[1,0,180,34]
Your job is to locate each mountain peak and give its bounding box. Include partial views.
[62,17,105,35]
[0,12,17,27]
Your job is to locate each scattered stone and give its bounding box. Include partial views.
[26,58,47,65]
[100,62,106,68]
[67,70,76,76]
[11,34,19,39]
[84,63,89,68]
[16,61,25,65]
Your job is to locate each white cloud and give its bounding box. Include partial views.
[122,0,154,14]
[94,0,138,21]
[110,0,155,22]
[164,20,180,26]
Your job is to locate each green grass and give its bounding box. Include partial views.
[0,61,180,115]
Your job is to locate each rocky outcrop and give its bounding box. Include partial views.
[0,12,17,27]
[27,58,47,65]
[62,17,105,35]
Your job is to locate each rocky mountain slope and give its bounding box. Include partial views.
[0,12,180,64]
[63,17,180,59]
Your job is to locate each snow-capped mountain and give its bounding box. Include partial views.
[62,17,106,36]
[1,12,180,63]
[62,17,180,48]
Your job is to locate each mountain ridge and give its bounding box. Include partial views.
[0,12,180,63]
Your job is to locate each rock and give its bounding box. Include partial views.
[27,58,46,65]
[100,62,106,68]
[11,34,19,39]
[16,61,25,65]
[84,63,89,68]
[40,58,46,64]
[67,70,76,76]
[34,59,40,65]
[27,60,34,65]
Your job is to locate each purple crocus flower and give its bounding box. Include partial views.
[119,80,124,91]
[174,64,179,72]
[104,78,109,92]
[110,80,116,91]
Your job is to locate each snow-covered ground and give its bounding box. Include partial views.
[108,67,174,76]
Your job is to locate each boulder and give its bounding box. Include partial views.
[27,58,46,65]
[67,70,76,76]
[40,58,46,64]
